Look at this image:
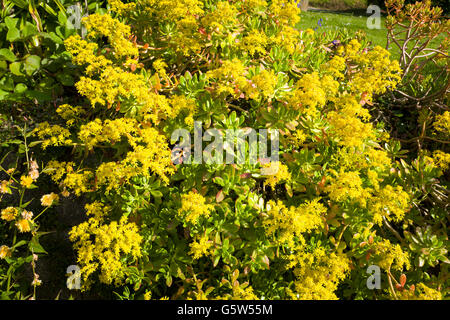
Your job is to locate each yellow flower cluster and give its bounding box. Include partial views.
[85,201,111,220]
[272,26,301,54]
[44,161,93,196]
[369,185,410,225]
[78,118,137,150]
[231,284,259,300]
[20,175,34,188]
[432,150,450,171]
[201,1,238,34]
[16,218,32,233]
[40,193,59,207]
[270,0,300,25]
[287,72,327,116]
[326,95,375,148]
[72,118,174,191]
[189,234,213,259]
[327,113,374,148]
[397,283,442,300]
[249,69,278,100]
[333,146,391,174]
[4,209,34,233]
[264,199,325,247]
[82,13,138,58]
[286,129,307,149]
[239,30,268,56]
[1,207,18,221]
[179,192,214,224]
[76,66,152,112]
[56,104,85,127]
[0,179,11,194]
[323,55,346,78]
[108,0,136,15]
[242,0,268,11]
[168,95,197,127]
[65,14,179,124]
[0,245,11,259]
[371,239,410,271]
[138,0,204,55]
[206,58,248,98]
[69,212,142,287]
[153,59,168,79]
[287,247,350,300]
[33,122,72,149]
[262,162,291,188]
[64,35,112,76]
[433,111,450,135]
[325,170,369,206]
[345,42,402,101]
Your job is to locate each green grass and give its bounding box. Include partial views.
[297,10,389,48]
[309,0,369,10]
[296,10,447,62]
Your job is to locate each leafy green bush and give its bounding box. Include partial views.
[0,0,447,300]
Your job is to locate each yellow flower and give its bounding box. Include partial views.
[250,69,278,99]
[305,28,314,36]
[0,245,12,259]
[324,170,369,206]
[85,202,111,220]
[179,192,214,224]
[372,239,410,271]
[369,185,410,225]
[20,175,34,188]
[264,199,325,247]
[144,291,152,300]
[108,0,136,15]
[153,59,168,78]
[433,111,450,135]
[16,219,32,233]
[287,72,326,115]
[41,193,59,207]
[262,162,291,188]
[1,180,11,194]
[21,210,33,220]
[432,150,450,171]
[189,235,213,259]
[69,215,142,287]
[239,29,268,56]
[1,207,18,221]
[33,122,72,149]
[287,246,350,300]
[397,283,442,300]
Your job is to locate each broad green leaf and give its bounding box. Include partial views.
[6,27,20,42]
[9,62,23,76]
[0,48,16,62]
[0,76,14,91]
[14,83,27,93]
[21,23,39,38]
[24,55,41,75]
[4,16,18,29]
